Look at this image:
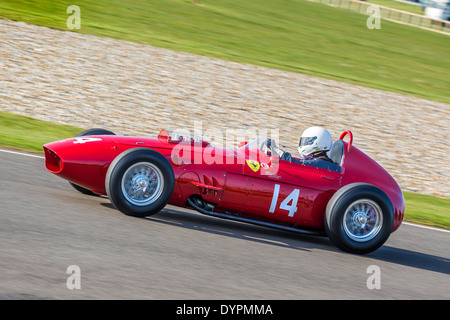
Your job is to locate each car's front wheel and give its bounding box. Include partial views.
[105,148,175,217]
[325,183,394,254]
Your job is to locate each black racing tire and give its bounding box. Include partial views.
[105,148,175,217]
[324,183,394,254]
[69,128,116,196]
[76,128,116,137]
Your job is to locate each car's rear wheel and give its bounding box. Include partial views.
[69,128,116,196]
[105,148,175,217]
[325,183,394,254]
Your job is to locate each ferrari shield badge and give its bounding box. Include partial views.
[246,159,260,172]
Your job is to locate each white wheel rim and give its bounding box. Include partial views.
[121,162,164,206]
[343,199,383,242]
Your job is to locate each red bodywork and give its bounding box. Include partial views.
[43,130,404,233]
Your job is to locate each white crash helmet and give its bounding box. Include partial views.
[298,127,333,157]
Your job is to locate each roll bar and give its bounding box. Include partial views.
[339,130,353,152]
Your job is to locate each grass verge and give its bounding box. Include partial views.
[0,111,81,153]
[366,0,424,15]
[0,0,449,104]
[0,111,448,229]
[403,192,450,230]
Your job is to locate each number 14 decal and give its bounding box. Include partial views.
[269,184,300,217]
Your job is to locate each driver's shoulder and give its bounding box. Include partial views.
[281,155,340,172]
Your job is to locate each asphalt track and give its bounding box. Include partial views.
[0,149,449,300]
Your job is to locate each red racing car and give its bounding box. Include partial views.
[43,128,404,254]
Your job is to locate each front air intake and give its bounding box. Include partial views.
[43,146,63,173]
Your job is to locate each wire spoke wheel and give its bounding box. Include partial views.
[325,183,394,254]
[106,148,175,218]
[121,162,164,206]
[343,199,383,242]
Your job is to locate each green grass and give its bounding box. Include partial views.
[366,0,424,15]
[403,192,450,229]
[0,111,81,153]
[0,111,448,229]
[0,0,449,104]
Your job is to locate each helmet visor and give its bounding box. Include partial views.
[299,136,317,147]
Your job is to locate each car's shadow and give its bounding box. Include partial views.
[101,202,450,276]
[101,201,330,252]
[151,206,331,252]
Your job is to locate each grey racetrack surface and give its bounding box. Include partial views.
[0,150,449,300]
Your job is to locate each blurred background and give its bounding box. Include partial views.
[0,0,448,226]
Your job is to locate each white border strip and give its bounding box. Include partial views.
[402,222,450,233]
[0,148,448,233]
[0,148,44,159]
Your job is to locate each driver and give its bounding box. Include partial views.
[298,126,333,163]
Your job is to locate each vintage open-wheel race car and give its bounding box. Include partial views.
[44,128,404,254]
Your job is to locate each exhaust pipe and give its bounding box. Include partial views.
[186,196,326,237]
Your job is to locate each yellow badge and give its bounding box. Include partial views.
[246,160,260,172]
